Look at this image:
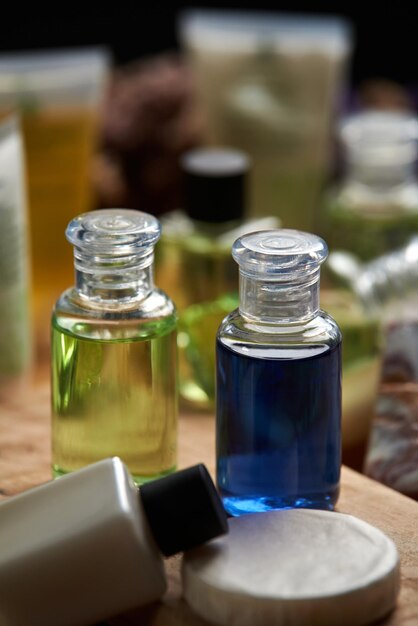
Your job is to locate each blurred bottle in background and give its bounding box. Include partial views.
[329,240,418,491]
[179,10,352,232]
[0,116,31,399]
[321,111,418,261]
[321,258,381,468]
[158,149,249,310]
[319,233,384,469]
[0,48,110,360]
[157,148,278,409]
[328,240,418,319]
[320,287,381,468]
[318,110,418,467]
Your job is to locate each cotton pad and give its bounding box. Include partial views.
[183,509,400,626]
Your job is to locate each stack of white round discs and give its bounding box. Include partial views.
[183,509,400,626]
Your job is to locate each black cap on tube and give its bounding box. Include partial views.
[140,464,228,557]
[181,148,249,223]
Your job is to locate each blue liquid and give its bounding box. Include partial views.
[216,339,341,516]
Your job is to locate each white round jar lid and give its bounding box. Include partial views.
[183,509,400,626]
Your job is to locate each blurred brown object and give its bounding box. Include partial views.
[94,54,203,215]
[358,79,413,111]
[364,322,418,500]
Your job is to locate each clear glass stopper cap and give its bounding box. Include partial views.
[232,229,328,280]
[340,111,418,166]
[66,209,161,256]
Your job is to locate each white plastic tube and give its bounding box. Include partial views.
[0,116,31,396]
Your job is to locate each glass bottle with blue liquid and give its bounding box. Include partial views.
[216,229,342,516]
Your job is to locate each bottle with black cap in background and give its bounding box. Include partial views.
[157,147,279,410]
[0,457,227,626]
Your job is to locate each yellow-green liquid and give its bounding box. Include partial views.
[178,294,237,408]
[156,232,237,310]
[51,316,177,485]
[156,227,238,409]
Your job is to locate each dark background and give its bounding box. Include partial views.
[1,3,416,87]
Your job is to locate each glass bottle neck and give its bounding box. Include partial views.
[355,239,418,315]
[73,246,154,308]
[239,270,320,324]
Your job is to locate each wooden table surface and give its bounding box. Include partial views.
[0,380,417,626]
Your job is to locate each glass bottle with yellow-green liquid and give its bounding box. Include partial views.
[51,209,177,485]
[321,111,418,261]
[318,111,418,464]
[157,148,278,409]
